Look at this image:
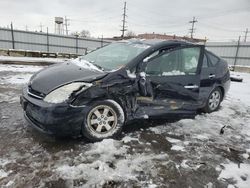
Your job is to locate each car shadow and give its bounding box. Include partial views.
[122,118,180,133]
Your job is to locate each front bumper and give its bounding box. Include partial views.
[20,86,87,136]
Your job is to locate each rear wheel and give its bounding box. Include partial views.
[203,88,222,113]
[82,100,125,141]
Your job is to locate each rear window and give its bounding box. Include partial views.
[207,52,219,66]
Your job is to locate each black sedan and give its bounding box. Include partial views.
[20,40,230,141]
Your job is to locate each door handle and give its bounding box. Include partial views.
[184,85,199,89]
[209,74,215,79]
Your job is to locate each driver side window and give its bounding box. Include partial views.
[145,47,201,76]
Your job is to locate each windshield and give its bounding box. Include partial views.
[80,42,150,71]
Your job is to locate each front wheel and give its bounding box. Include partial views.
[203,88,222,113]
[82,100,125,141]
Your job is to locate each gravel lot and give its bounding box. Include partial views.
[0,64,250,188]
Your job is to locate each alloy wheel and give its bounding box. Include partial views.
[87,105,118,134]
[208,90,221,111]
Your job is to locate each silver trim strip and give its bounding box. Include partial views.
[184,85,199,89]
[27,90,43,99]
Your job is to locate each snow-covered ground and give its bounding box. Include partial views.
[0,64,250,187]
[0,56,66,64]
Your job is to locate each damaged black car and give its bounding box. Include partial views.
[20,40,230,141]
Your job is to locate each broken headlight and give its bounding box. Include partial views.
[44,82,92,104]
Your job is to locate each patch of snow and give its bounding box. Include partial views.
[139,72,146,78]
[71,58,103,72]
[131,43,150,49]
[218,163,250,188]
[0,92,19,103]
[0,73,33,85]
[230,72,243,80]
[193,134,209,140]
[242,153,249,159]
[85,139,127,161]
[204,182,213,188]
[143,56,151,63]
[166,137,181,143]
[0,169,9,179]
[0,158,11,167]
[122,136,139,143]
[229,72,250,106]
[0,55,66,63]
[126,70,136,79]
[171,145,185,151]
[5,180,14,187]
[180,160,190,168]
[147,183,158,188]
[148,127,165,134]
[55,138,168,187]
[0,64,44,72]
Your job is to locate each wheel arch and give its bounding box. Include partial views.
[87,96,128,123]
[217,85,225,100]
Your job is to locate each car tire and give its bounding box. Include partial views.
[82,99,125,141]
[203,87,222,113]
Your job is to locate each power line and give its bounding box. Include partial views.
[120,2,127,38]
[198,6,250,20]
[70,16,120,23]
[189,17,197,38]
[198,22,243,32]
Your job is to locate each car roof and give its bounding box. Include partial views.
[118,39,204,48]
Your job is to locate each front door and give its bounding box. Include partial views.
[136,46,203,118]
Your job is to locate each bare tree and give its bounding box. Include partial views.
[80,30,91,38]
[70,30,91,38]
[70,31,80,37]
[126,30,136,38]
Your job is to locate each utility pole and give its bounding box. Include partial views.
[10,22,15,49]
[120,2,127,38]
[46,27,50,52]
[189,17,198,38]
[244,28,248,42]
[64,16,70,35]
[233,35,241,70]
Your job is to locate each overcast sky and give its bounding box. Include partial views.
[0,0,249,41]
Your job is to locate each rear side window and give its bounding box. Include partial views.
[207,52,219,66]
[145,47,201,76]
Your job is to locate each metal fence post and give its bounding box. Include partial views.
[10,22,15,49]
[75,35,79,54]
[101,35,103,47]
[233,36,241,71]
[46,27,49,52]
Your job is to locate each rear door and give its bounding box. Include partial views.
[136,46,203,118]
[199,51,218,103]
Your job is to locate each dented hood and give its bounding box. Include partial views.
[30,61,107,95]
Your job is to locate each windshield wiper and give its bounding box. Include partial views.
[78,57,104,71]
[89,61,105,71]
